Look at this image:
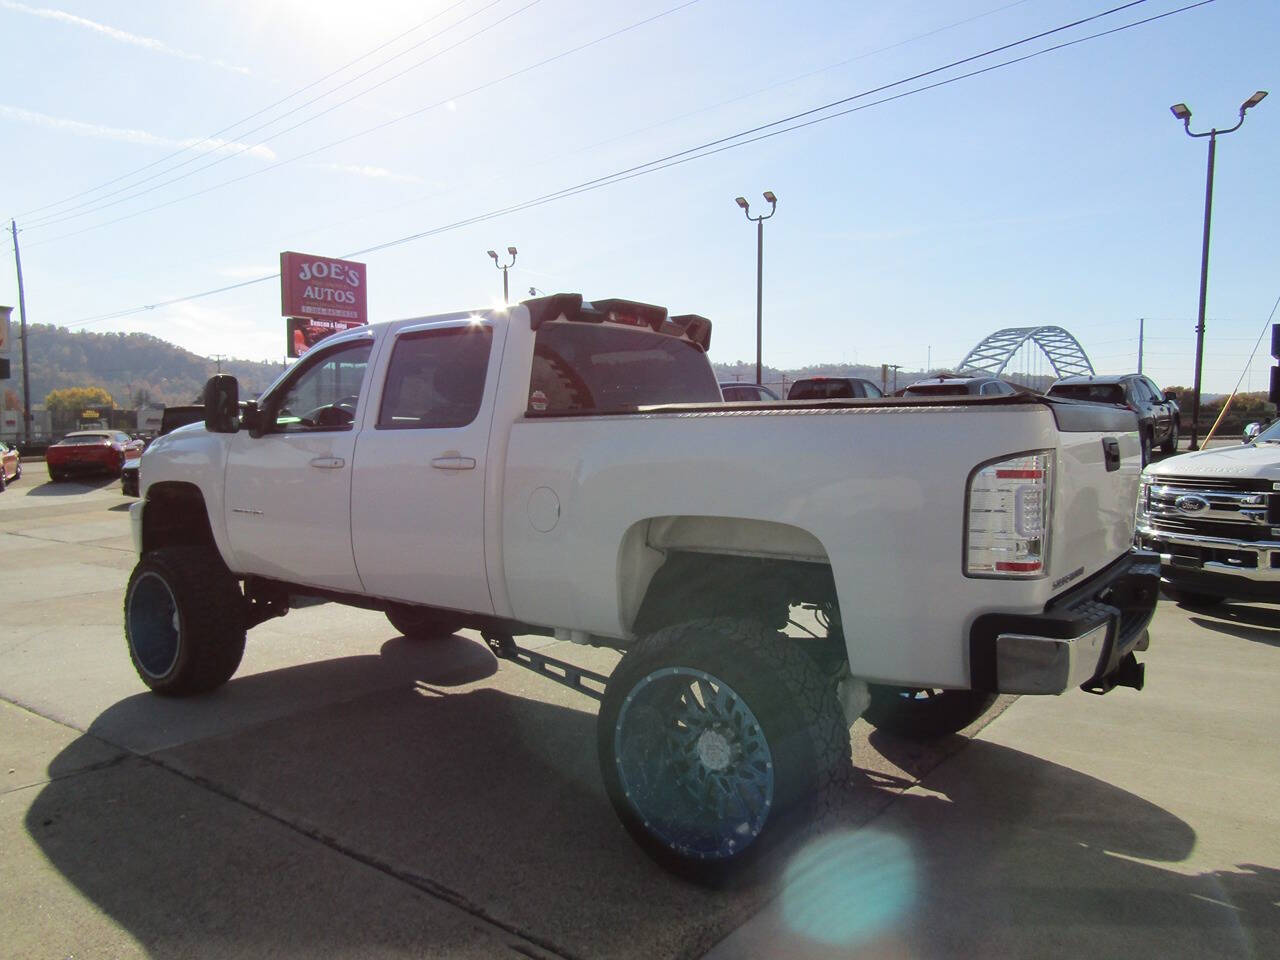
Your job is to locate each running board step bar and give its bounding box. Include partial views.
[482,631,608,702]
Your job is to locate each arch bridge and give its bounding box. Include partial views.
[958,326,1094,379]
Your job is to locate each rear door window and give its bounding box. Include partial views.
[378,326,493,429]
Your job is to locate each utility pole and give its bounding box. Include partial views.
[10,220,31,444]
[1137,318,1144,374]
[210,354,227,374]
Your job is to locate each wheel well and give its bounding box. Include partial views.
[630,550,841,639]
[142,482,216,554]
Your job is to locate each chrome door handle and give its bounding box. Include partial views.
[310,456,346,469]
[431,456,476,470]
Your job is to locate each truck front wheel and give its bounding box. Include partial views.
[862,685,997,740]
[598,618,852,884]
[385,603,463,640]
[124,547,247,696]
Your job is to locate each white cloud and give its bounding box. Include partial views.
[0,0,251,74]
[0,104,277,160]
[126,299,284,362]
[309,162,423,184]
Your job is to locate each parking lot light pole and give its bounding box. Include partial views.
[488,247,517,303]
[735,192,777,385]
[1171,91,1267,450]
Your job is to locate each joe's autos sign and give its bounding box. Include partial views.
[280,251,367,358]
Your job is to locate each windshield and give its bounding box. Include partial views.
[1252,419,1280,443]
[529,323,720,414]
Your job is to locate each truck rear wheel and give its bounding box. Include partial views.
[862,685,998,740]
[385,603,463,640]
[598,618,852,884]
[124,547,246,696]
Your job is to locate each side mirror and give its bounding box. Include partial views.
[1243,421,1263,442]
[1164,389,1178,401]
[203,375,240,433]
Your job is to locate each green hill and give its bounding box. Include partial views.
[3,324,286,410]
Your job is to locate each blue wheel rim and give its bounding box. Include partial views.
[614,666,774,861]
[128,572,181,678]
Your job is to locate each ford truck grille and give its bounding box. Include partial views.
[1137,474,1280,582]
[1143,475,1279,535]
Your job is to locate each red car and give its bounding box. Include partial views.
[46,430,144,482]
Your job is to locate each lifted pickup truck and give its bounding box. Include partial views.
[124,293,1158,880]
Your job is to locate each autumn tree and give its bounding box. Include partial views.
[44,386,115,418]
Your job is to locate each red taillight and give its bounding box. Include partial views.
[996,561,1043,572]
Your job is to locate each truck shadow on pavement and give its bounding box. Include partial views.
[760,732,1272,959]
[22,642,1267,960]
[29,476,120,496]
[1188,614,1280,648]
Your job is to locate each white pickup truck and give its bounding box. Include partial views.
[124,293,1158,879]
[1137,421,1280,605]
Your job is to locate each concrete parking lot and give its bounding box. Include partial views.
[0,470,1276,959]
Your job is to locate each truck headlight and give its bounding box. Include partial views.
[966,451,1053,578]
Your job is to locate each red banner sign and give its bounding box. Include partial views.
[280,251,367,324]
[289,316,367,358]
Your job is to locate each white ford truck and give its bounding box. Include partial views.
[1137,421,1280,605]
[124,293,1158,880]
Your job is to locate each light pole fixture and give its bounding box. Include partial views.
[488,246,517,303]
[1171,90,1267,450]
[735,191,778,385]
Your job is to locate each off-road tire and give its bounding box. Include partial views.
[385,603,463,640]
[1140,429,1153,466]
[598,617,852,885]
[1160,421,1179,455]
[124,547,247,696]
[862,685,998,740]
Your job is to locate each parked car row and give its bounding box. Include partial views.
[719,371,1182,467]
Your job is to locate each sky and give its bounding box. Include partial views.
[0,0,1276,394]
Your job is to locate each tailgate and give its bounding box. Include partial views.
[1049,400,1143,585]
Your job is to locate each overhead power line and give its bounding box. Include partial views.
[11,0,482,221]
[62,0,1211,330]
[25,0,1149,248]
